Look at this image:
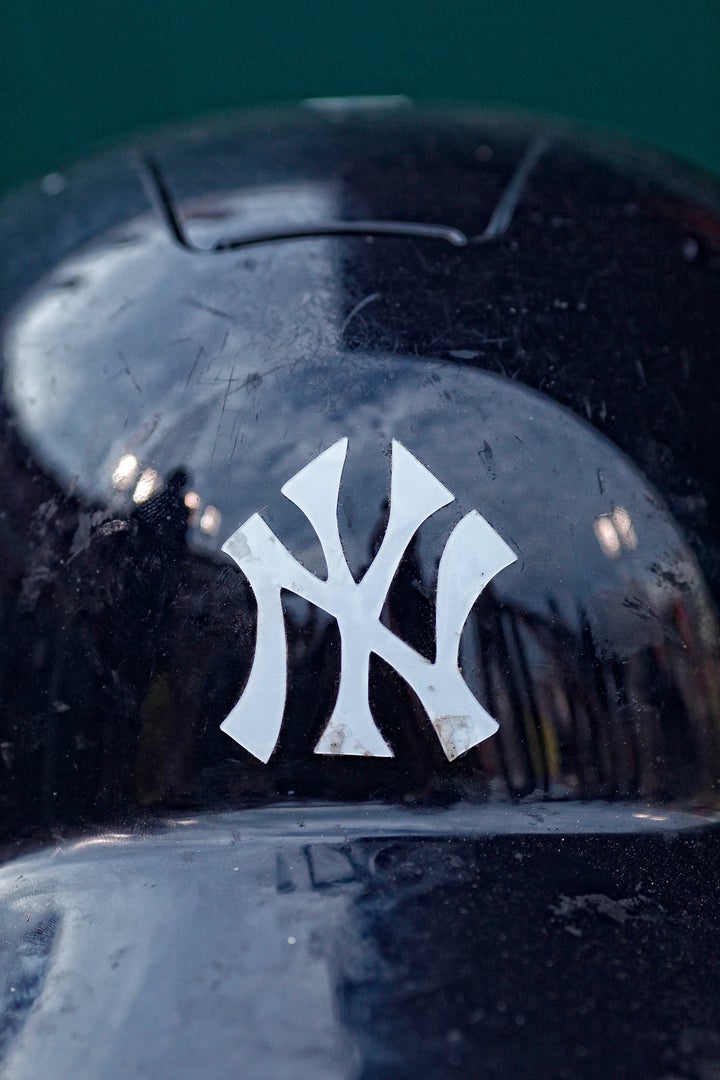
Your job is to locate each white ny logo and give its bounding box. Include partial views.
[221,439,516,762]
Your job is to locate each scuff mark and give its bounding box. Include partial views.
[475,135,550,243]
[127,412,162,449]
[211,364,236,461]
[109,352,142,393]
[634,358,647,387]
[68,509,121,562]
[551,892,658,926]
[340,292,381,336]
[479,440,494,470]
[185,345,206,388]
[182,297,234,321]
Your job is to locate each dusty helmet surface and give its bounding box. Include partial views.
[0,103,719,1078]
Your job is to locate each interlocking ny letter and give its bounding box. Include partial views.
[221,439,517,763]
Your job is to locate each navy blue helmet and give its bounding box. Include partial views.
[0,103,719,1078]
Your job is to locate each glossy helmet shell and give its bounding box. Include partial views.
[1,105,719,827]
[1,104,720,1079]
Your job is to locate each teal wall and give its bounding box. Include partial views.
[2,0,719,194]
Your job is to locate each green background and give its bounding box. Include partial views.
[2,0,719,195]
